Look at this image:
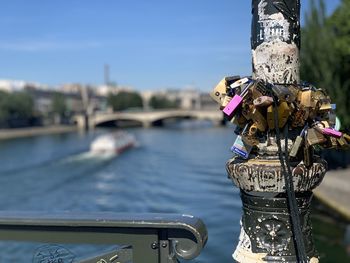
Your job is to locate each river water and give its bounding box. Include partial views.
[0,123,348,262]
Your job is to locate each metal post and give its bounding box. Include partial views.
[251,0,300,84]
[226,1,326,262]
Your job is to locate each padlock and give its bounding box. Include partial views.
[271,85,296,102]
[267,102,291,130]
[241,103,253,120]
[290,107,309,128]
[242,123,260,146]
[267,105,275,130]
[322,128,342,138]
[313,89,328,102]
[230,77,250,89]
[222,81,254,116]
[210,78,227,104]
[321,121,330,128]
[253,96,274,107]
[290,136,303,158]
[337,136,348,148]
[251,108,267,132]
[231,135,252,159]
[306,128,327,146]
[289,125,308,158]
[288,84,301,99]
[277,102,291,128]
[299,90,313,108]
[254,80,272,97]
[303,144,314,168]
[225,75,241,86]
[319,100,332,111]
[314,122,342,138]
[343,133,350,143]
[330,137,338,148]
[231,114,247,128]
[249,123,258,136]
[221,95,232,107]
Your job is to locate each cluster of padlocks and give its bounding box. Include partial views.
[210,76,350,165]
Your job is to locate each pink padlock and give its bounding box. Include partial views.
[222,95,243,116]
[321,128,342,138]
[222,80,253,116]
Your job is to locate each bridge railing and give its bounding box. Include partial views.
[0,211,208,263]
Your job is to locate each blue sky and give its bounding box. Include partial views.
[0,0,341,91]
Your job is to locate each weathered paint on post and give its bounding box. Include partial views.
[251,0,301,84]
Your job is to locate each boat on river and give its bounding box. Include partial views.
[90,131,137,154]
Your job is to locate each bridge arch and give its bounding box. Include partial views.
[86,110,223,129]
[95,118,144,128]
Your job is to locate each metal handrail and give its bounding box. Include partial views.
[0,211,208,263]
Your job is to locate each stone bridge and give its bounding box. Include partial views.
[75,109,224,129]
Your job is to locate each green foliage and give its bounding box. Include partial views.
[149,95,178,109]
[0,91,35,126]
[300,0,350,127]
[51,92,67,117]
[107,91,143,111]
[0,91,10,123]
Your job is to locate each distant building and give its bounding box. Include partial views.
[199,93,217,110]
[141,88,202,110]
[0,79,41,93]
[94,84,134,97]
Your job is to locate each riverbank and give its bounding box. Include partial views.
[314,168,350,221]
[0,125,78,140]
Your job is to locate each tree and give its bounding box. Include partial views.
[300,0,350,127]
[149,95,178,109]
[51,92,67,117]
[0,91,10,125]
[107,91,143,111]
[9,92,35,119]
[0,90,35,127]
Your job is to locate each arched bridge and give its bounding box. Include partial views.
[75,109,224,129]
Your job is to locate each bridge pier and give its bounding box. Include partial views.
[142,121,152,128]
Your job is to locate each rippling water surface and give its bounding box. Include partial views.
[0,124,242,262]
[0,124,348,262]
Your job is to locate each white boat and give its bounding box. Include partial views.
[90,131,137,154]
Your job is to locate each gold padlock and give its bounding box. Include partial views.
[241,103,253,121]
[299,90,313,108]
[321,121,330,128]
[337,136,348,148]
[278,102,291,128]
[221,95,232,107]
[343,133,350,143]
[319,98,332,111]
[330,137,338,148]
[314,89,328,101]
[241,134,259,146]
[303,144,314,168]
[248,123,258,136]
[242,123,260,146]
[251,108,267,132]
[210,78,227,104]
[306,128,327,146]
[231,113,247,128]
[267,105,274,129]
[288,84,300,99]
[291,107,309,128]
